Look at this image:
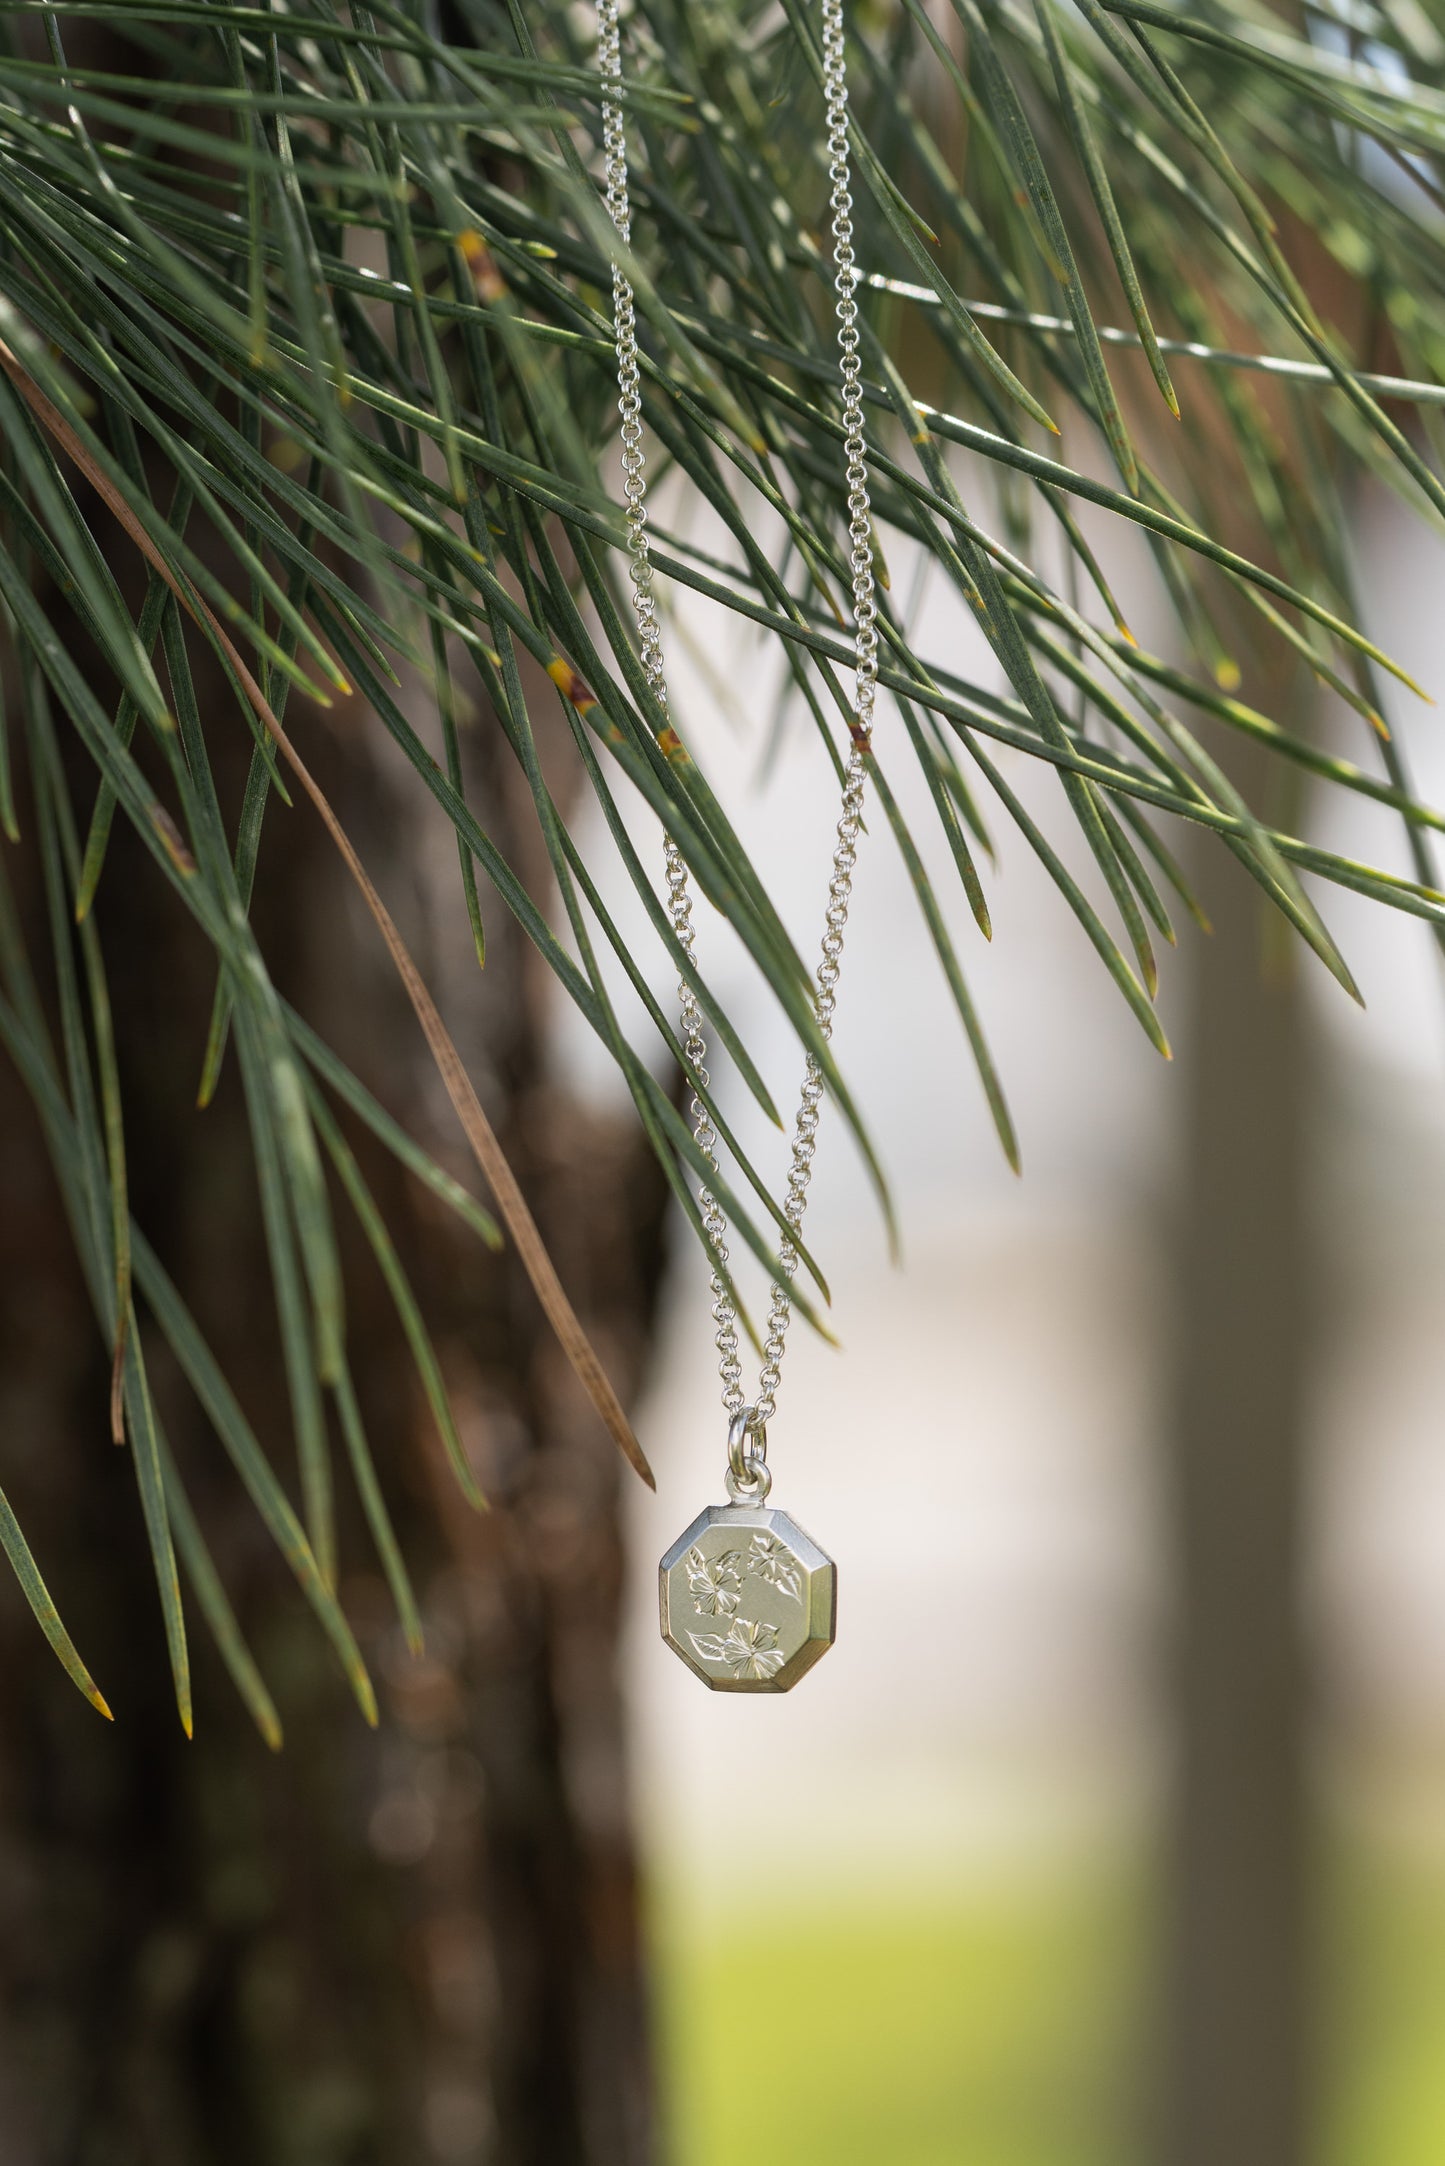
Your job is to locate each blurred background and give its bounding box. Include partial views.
[4,405,1441,2166]
[3,9,1444,2161]
[552,459,1445,2166]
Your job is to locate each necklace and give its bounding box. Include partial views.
[596,0,879,1691]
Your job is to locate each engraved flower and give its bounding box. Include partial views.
[686,1544,742,1618]
[746,1531,802,1600]
[687,1617,785,1681]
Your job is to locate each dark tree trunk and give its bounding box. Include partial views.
[1147,153,1384,2166]
[1156,714,1316,2166]
[0,573,666,2164]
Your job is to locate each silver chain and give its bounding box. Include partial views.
[596,0,878,1472]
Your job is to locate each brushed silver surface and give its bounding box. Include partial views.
[659,1503,836,1693]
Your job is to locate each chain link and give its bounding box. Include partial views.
[596,0,878,1445]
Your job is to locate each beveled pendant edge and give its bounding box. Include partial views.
[658,1500,837,1694]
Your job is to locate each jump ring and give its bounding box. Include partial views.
[725,1409,771,1503]
[727,1407,768,1486]
[724,1452,772,1506]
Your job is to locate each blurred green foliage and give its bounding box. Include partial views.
[656,1826,1445,2166]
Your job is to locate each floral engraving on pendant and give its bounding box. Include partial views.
[660,1503,835,1692]
[687,1618,786,1682]
[683,1529,803,1678]
[745,1530,802,1600]
[685,1544,742,1618]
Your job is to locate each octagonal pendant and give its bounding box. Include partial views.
[659,1502,837,1693]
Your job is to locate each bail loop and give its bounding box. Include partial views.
[725,1406,771,1505]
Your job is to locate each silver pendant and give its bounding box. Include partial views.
[658,1414,836,1693]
